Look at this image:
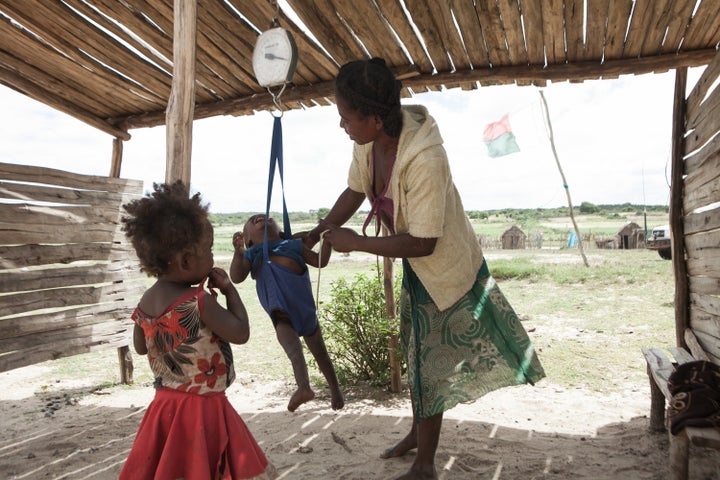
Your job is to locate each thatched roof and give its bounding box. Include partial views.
[502,225,526,237]
[1,1,719,140]
[617,221,642,235]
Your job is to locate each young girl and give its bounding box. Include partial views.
[230,214,343,412]
[119,182,275,480]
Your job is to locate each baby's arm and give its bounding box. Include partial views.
[133,323,148,355]
[204,267,250,344]
[229,231,251,283]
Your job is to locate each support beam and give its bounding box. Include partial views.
[109,137,123,178]
[117,345,134,385]
[382,225,401,393]
[165,0,197,186]
[118,48,717,130]
[670,67,688,348]
[0,69,131,140]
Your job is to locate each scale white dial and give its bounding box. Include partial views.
[252,27,298,88]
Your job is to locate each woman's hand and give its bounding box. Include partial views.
[294,230,317,248]
[324,226,360,253]
[297,218,334,248]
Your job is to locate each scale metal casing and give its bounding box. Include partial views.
[252,27,298,88]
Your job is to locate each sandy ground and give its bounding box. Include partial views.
[1,363,720,480]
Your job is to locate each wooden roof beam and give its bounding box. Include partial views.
[409,49,716,85]
[0,68,131,140]
[116,48,717,131]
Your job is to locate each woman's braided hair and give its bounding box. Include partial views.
[335,57,403,137]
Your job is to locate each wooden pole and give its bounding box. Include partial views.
[0,68,131,140]
[538,90,589,267]
[109,137,123,178]
[670,67,688,349]
[381,226,401,393]
[384,257,401,393]
[117,345,134,385]
[165,0,197,185]
[110,136,136,383]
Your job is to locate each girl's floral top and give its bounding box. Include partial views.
[132,284,235,395]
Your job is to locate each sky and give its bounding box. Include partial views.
[1,68,699,214]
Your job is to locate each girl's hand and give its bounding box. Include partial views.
[232,232,245,253]
[208,267,233,295]
[325,227,359,253]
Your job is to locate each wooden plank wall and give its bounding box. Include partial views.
[682,51,720,364]
[0,162,145,372]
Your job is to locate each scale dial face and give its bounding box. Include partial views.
[252,27,298,88]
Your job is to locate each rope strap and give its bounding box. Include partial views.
[315,229,330,310]
[263,115,291,262]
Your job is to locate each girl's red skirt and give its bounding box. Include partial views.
[119,388,275,479]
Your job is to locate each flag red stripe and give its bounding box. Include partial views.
[483,113,512,141]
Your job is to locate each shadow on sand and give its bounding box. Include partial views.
[1,384,720,480]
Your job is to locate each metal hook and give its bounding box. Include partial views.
[268,84,286,117]
[269,0,280,28]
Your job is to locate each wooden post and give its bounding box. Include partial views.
[668,429,690,480]
[647,363,666,432]
[382,226,401,393]
[538,90,589,267]
[165,0,197,185]
[670,67,688,349]
[109,137,123,178]
[109,136,136,383]
[117,345,134,385]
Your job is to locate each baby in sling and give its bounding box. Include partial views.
[231,214,344,412]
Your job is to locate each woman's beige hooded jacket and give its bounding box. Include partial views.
[348,105,484,311]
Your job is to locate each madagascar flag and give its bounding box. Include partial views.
[483,113,520,158]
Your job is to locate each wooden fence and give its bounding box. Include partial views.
[479,232,642,250]
[681,53,720,363]
[0,162,144,373]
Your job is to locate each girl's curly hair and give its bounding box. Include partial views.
[335,57,403,137]
[121,181,209,277]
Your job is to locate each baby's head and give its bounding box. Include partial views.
[243,214,282,247]
[122,181,212,277]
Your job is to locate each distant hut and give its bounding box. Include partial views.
[616,222,644,249]
[501,225,526,250]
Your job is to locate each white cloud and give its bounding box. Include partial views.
[1,69,695,213]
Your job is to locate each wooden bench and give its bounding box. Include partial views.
[642,331,720,480]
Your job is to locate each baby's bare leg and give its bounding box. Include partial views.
[303,327,344,410]
[274,316,314,412]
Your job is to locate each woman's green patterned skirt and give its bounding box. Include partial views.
[400,258,545,419]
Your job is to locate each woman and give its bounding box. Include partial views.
[305,58,545,480]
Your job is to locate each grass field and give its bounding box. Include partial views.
[211,210,670,251]
[39,211,675,400]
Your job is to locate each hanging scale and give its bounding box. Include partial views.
[252,2,298,112]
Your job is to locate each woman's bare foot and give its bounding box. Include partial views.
[330,387,344,410]
[287,387,315,412]
[380,432,418,459]
[392,464,437,480]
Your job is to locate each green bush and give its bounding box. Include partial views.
[579,201,600,214]
[317,267,403,387]
[487,258,545,281]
